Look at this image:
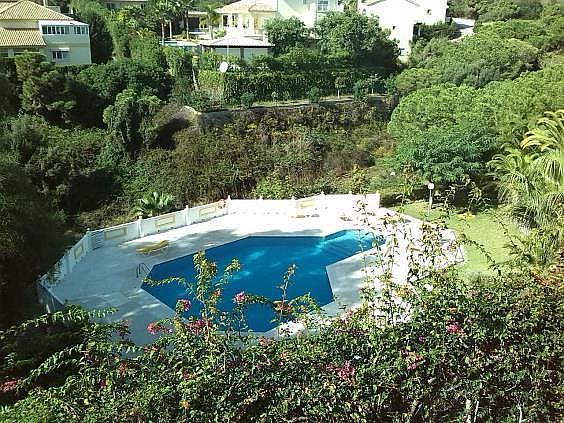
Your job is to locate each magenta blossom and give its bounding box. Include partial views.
[147,321,169,335]
[234,291,246,304]
[0,380,19,393]
[177,299,192,312]
[327,360,355,382]
[446,321,462,334]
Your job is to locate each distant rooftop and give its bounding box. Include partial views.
[0,0,71,20]
[215,0,276,14]
[0,27,45,45]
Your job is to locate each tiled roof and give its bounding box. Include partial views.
[0,1,72,20]
[200,36,272,47]
[0,27,45,46]
[216,0,276,14]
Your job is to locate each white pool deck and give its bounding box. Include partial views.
[44,208,461,344]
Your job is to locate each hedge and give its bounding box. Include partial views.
[199,69,368,104]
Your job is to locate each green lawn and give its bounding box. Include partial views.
[393,201,520,276]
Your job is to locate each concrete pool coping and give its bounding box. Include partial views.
[46,210,461,344]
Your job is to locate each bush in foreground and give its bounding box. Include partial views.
[1,222,562,422]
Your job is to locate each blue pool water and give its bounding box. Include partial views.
[142,230,379,332]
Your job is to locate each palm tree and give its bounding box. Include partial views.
[148,0,180,44]
[489,109,564,267]
[522,109,564,189]
[201,3,220,40]
[132,192,175,218]
[177,0,195,40]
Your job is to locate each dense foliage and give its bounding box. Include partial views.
[315,11,399,76]
[389,65,564,186]
[0,5,563,418]
[0,155,65,325]
[264,17,311,56]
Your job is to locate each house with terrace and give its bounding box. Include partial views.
[0,0,91,64]
[215,0,342,39]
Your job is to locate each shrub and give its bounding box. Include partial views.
[307,86,321,104]
[240,92,254,109]
[188,90,212,112]
[353,80,370,100]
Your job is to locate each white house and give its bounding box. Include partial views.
[215,0,342,39]
[358,0,448,55]
[0,0,91,65]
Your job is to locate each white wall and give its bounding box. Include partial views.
[42,32,92,65]
[277,0,342,27]
[358,0,447,55]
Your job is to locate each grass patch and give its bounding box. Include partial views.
[393,201,519,276]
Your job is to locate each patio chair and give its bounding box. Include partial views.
[136,240,169,255]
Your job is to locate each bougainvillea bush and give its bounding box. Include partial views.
[1,235,562,422]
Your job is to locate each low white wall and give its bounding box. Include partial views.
[140,209,188,236]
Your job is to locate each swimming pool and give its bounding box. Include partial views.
[142,230,379,332]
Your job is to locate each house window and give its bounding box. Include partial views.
[317,0,328,12]
[426,9,431,15]
[302,0,307,4]
[106,3,116,10]
[0,49,9,57]
[42,25,71,35]
[52,50,69,60]
[73,26,88,35]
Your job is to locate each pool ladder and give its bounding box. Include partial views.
[136,262,150,279]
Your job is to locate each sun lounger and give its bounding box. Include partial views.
[136,240,169,255]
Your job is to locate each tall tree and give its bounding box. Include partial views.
[201,3,220,40]
[264,17,310,56]
[71,0,113,63]
[0,156,65,326]
[14,53,75,122]
[315,11,399,76]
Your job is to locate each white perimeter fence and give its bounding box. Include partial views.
[37,193,381,309]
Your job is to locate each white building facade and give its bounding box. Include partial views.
[215,0,342,39]
[214,0,447,56]
[358,0,448,55]
[0,0,91,65]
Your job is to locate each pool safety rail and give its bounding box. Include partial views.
[37,193,380,294]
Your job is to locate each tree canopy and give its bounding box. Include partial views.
[315,11,399,75]
[264,17,311,56]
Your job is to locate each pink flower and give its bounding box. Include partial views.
[177,299,192,312]
[258,336,270,347]
[185,318,210,335]
[446,321,462,334]
[405,352,424,370]
[117,362,127,375]
[99,380,107,389]
[337,360,355,380]
[146,321,171,335]
[234,291,246,304]
[0,380,19,393]
[326,360,355,382]
[418,336,425,342]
